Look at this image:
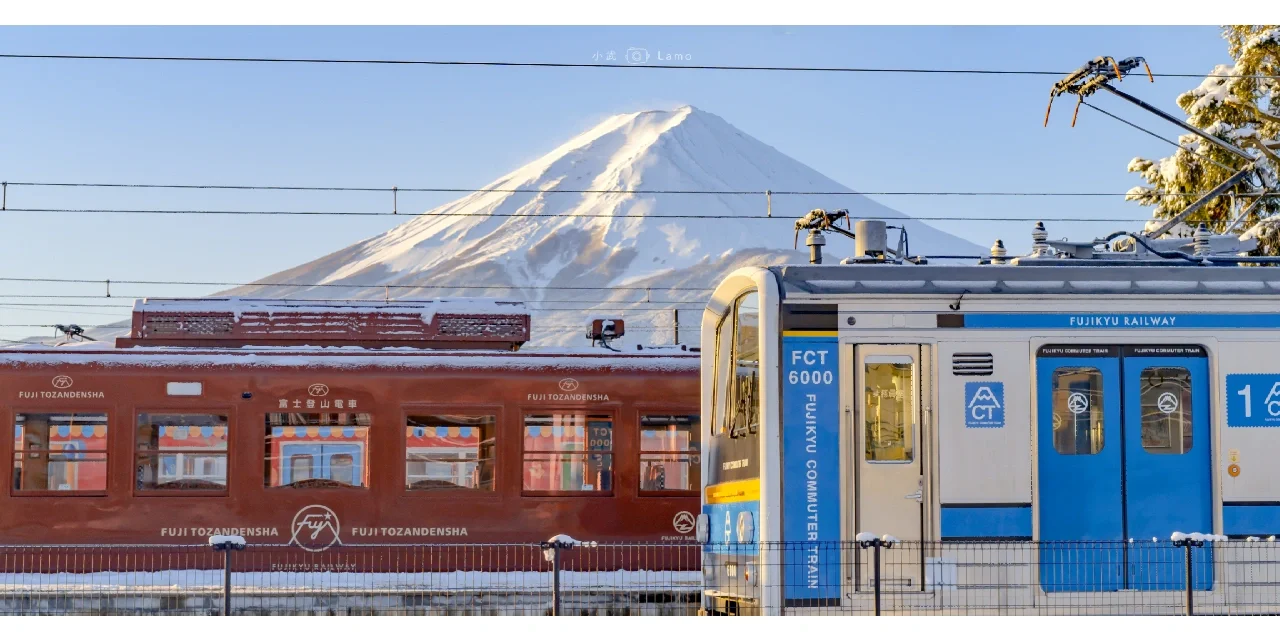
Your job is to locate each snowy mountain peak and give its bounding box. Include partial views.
[227,106,982,345]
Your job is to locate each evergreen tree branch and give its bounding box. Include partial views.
[1241,136,1280,165]
[1240,101,1280,126]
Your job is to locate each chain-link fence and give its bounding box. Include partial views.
[4,538,1280,615]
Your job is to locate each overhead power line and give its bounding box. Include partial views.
[0,207,1191,223]
[0,53,1273,79]
[0,293,707,305]
[2,180,1250,198]
[0,301,703,311]
[0,276,713,292]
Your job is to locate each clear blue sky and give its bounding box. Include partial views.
[0,26,1233,340]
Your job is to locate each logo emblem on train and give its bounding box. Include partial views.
[1157,392,1179,414]
[51,375,73,389]
[672,511,696,534]
[1066,392,1090,415]
[307,383,330,397]
[558,378,580,391]
[289,505,342,553]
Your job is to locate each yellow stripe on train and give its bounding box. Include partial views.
[782,330,838,337]
[705,479,760,504]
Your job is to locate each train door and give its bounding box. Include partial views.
[854,345,929,591]
[1036,345,1212,593]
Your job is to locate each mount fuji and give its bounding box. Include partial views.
[35,106,985,348]
[223,105,982,346]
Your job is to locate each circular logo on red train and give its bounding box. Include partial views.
[558,378,580,392]
[289,504,342,552]
[52,375,74,389]
[307,384,330,397]
[673,511,696,534]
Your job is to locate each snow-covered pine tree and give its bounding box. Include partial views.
[1126,26,1280,253]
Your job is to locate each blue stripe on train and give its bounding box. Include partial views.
[1224,504,1280,536]
[940,505,1032,540]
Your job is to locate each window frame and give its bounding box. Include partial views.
[133,410,233,498]
[863,355,917,465]
[1050,366,1106,456]
[635,407,700,497]
[711,289,756,438]
[401,405,501,496]
[10,409,112,497]
[727,291,761,440]
[1137,365,1194,455]
[263,411,373,490]
[520,407,617,498]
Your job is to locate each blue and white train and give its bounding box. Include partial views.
[698,218,1280,615]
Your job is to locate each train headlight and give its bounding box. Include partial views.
[736,511,755,544]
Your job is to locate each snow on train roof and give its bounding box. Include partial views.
[131,297,527,321]
[0,342,698,372]
[773,264,1280,296]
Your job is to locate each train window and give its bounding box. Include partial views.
[12,412,109,494]
[264,413,371,489]
[1140,367,1193,454]
[290,456,313,482]
[135,413,229,493]
[405,414,496,491]
[713,290,757,438]
[728,292,760,439]
[864,358,915,463]
[639,414,700,493]
[1052,367,1105,455]
[523,413,613,493]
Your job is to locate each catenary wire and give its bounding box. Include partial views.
[0,294,709,304]
[0,53,1275,79]
[0,276,715,292]
[0,207,1181,222]
[0,180,1242,198]
[1081,101,1244,175]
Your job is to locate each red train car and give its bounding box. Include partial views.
[0,299,702,559]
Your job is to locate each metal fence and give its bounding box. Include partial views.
[4,538,1280,615]
[705,538,1280,616]
[0,541,701,616]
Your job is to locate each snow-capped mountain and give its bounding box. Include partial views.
[219,106,981,347]
[21,106,982,349]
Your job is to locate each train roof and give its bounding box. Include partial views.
[0,343,699,372]
[772,216,1280,298]
[771,264,1280,298]
[116,296,533,350]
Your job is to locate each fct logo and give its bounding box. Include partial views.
[964,382,1004,428]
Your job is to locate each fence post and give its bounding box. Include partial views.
[552,544,563,616]
[209,535,247,616]
[1171,532,1204,617]
[542,535,584,616]
[857,533,894,616]
[222,546,233,616]
[872,543,882,616]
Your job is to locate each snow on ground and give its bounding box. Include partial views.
[0,570,701,593]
